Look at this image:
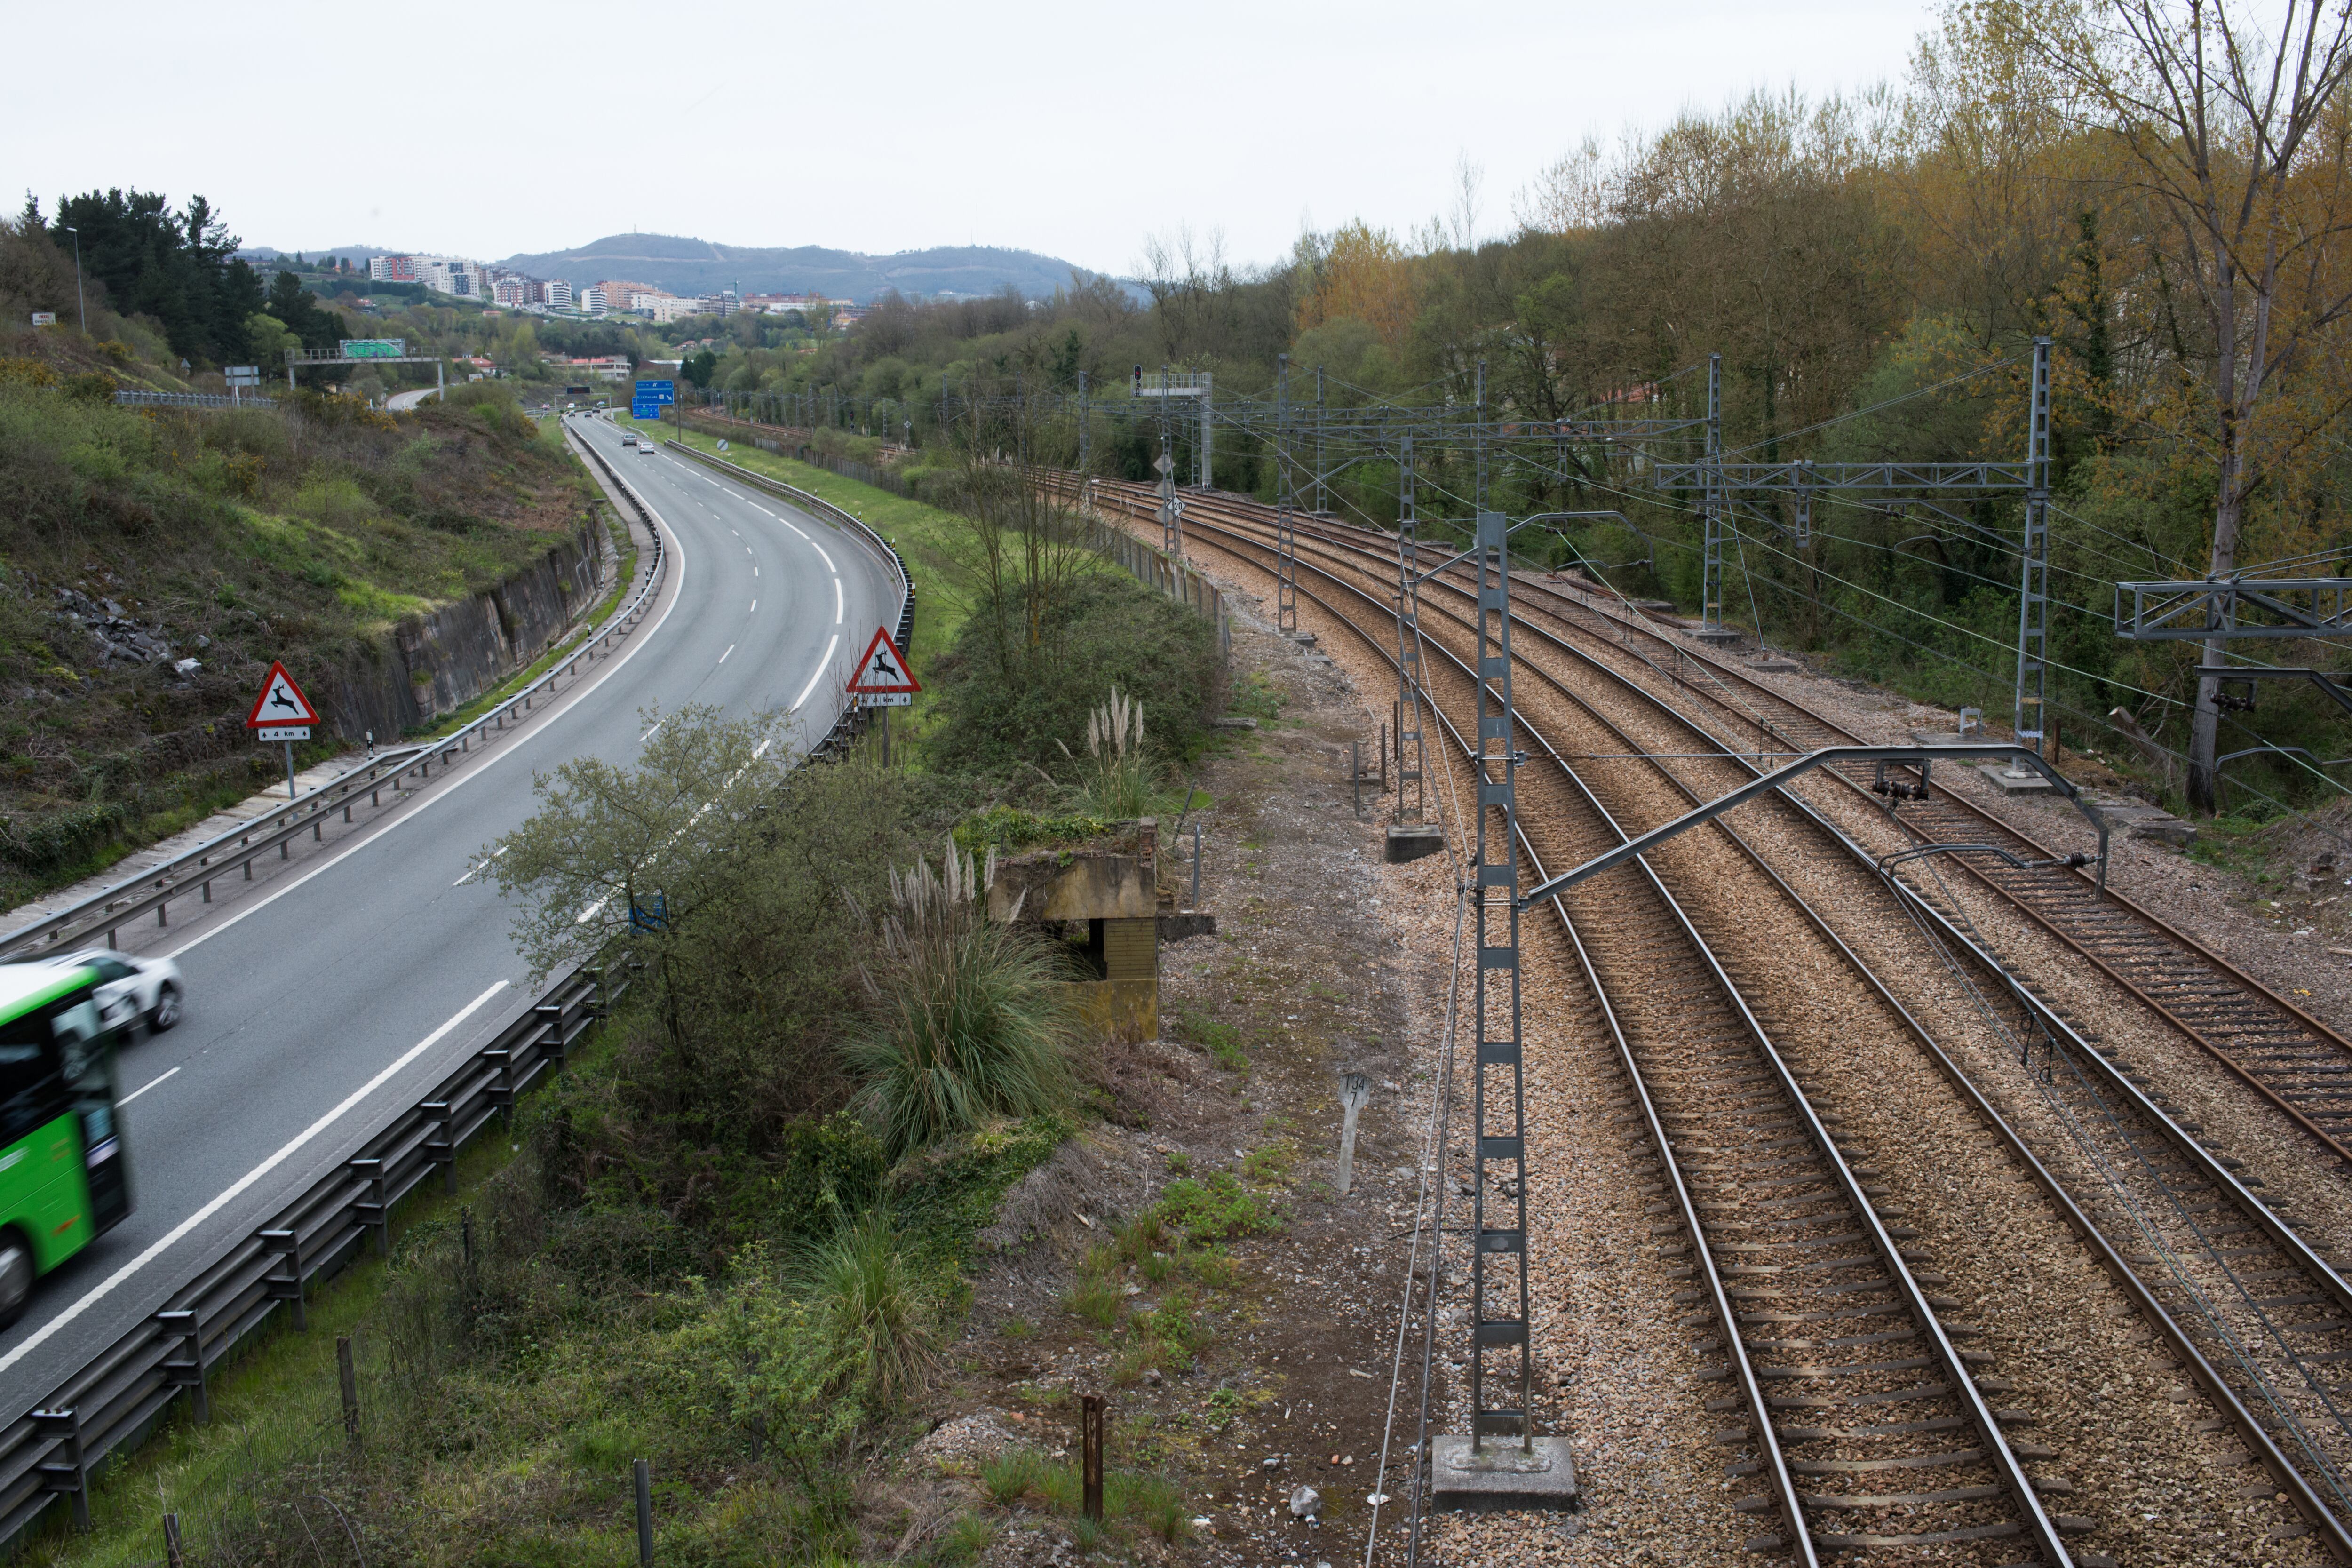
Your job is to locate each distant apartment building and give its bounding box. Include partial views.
[560,354,631,380]
[593,280,660,311]
[583,287,608,312]
[366,254,576,308]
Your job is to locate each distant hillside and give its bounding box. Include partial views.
[490,235,1089,302]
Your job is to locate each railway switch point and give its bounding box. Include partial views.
[1428,1435,1579,1512]
[1384,824,1446,864]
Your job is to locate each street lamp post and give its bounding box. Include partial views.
[59,224,86,334]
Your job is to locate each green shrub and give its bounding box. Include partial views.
[980,1447,1055,1506]
[951,804,1112,858]
[1158,1171,1282,1244]
[845,845,1075,1157]
[1059,686,1155,819]
[926,573,1222,774]
[1107,1472,1192,1542]
[800,1212,937,1408]
[1066,1270,1121,1328]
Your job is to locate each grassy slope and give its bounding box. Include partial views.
[0,377,601,906]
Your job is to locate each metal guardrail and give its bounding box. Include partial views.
[659,438,918,708]
[111,390,276,411]
[0,950,632,1542]
[0,421,921,1549]
[0,436,667,965]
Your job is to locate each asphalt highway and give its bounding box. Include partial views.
[0,418,901,1414]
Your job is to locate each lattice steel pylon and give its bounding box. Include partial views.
[1157,367,1183,556]
[1274,354,1299,636]
[1468,504,1533,1450]
[1393,434,1427,827]
[1702,352,1729,637]
[2013,336,2053,755]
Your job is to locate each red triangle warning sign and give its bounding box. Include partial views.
[845,627,920,695]
[245,661,321,728]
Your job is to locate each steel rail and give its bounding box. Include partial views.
[0,431,668,963]
[1087,478,2071,1563]
[1144,486,2352,1556]
[1497,566,2352,1169]
[1358,522,2352,1555]
[1105,474,2352,1172]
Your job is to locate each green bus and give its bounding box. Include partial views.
[0,963,133,1324]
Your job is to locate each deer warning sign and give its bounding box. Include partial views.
[844,627,920,708]
[246,661,320,740]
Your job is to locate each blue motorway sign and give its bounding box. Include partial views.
[631,378,675,420]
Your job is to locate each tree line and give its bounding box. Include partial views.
[685,0,2352,819]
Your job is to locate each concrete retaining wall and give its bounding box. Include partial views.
[324,521,609,742]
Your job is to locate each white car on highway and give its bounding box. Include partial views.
[16,950,184,1035]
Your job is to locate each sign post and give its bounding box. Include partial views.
[244,661,321,799]
[843,627,920,766]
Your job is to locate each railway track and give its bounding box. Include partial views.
[1245,482,2352,1171]
[1065,483,2081,1561]
[1058,474,2352,1558]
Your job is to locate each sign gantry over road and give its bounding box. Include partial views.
[845,627,919,708]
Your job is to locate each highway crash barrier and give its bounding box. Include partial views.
[0,431,668,968]
[656,439,918,761]
[0,425,917,1549]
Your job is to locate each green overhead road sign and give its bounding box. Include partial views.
[339,339,406,359]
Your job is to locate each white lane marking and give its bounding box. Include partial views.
[0,983,508,1376]
[640,716,666,743]
[160,497,690,961]
[753,737,772,759]
[453,844,510,886]
[731,528,739,536]
[574,894,608,925]
[791,634,840,712]
[753,566,759,577]
[779,518,809,540]
[718,643,735,665]
[749,600,757,613]
[834,579,843,624]
[810,541,835,572]
[121,1066,180,1105]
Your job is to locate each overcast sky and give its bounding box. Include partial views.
[8,0,1937,275]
